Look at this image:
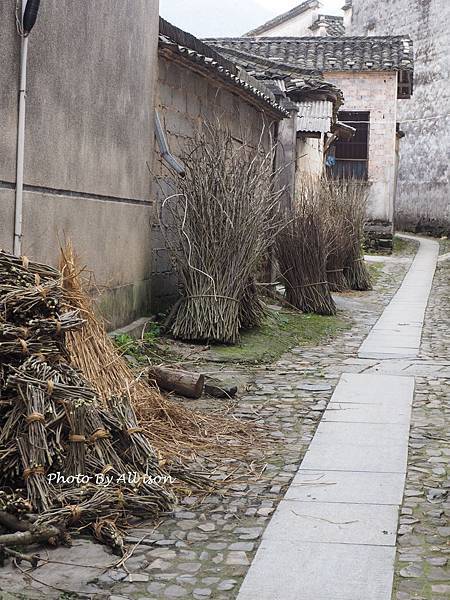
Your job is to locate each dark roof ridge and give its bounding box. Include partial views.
[159,20,290,118]
[210,43,323,77]
[207,35,412,42]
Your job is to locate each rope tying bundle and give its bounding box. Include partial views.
[69,434,86,443]
[23,466,45,479]
[26,412,45,425]
[90,429,110,443]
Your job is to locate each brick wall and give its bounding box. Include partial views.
[151,55,279,312]
[351,0,450,234]
[324,71,398,225]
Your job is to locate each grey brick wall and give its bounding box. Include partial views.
[351,0,450,234]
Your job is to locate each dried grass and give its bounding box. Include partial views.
[59,243,263,462]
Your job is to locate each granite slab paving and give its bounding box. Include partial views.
[236,235,440,600]
[358,235,438,360]
[237,540,397,600]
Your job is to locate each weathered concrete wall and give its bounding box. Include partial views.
[152,54,280,310]
[351,0,450,234]
[0,0,159,329]
[324,71,398,224]
[276,108,299,212]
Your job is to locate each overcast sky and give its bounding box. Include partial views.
[160,0,345,37]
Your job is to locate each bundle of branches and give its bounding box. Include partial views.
[239,278,267,330]
[322,180,353,292]
[59,243,263,461]
[0,250,176,559]
[340,180,373,291]
[277,178,336,315]
[159,122,283,344]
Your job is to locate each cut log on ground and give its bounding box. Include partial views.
[0,524,63,547]
[148,366,205,399]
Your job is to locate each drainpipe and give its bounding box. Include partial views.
[154,111,185,176]
[13,0,41,256]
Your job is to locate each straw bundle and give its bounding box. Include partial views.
[239,278,267,330]
[159,122,283,344]
[277,178,336,316]
[59,243,260,461]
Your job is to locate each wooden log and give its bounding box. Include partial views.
[0,525,62,547]
[148,366,205,399]
[2,546,40,567]
[0,511,31,533]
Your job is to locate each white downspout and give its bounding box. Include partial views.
[13,0,29,256]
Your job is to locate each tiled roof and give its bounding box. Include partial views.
[204,36,414,73]
[208,44,343,104]
[245,0,319,37]
[159,19,290,118]
[310,15,345,37]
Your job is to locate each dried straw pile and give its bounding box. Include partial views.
[160,122,283,344]
[0,250,174,555]
[277,177,336,315]
[59,243,260,461]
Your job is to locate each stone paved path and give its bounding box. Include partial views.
[237,235,445,600]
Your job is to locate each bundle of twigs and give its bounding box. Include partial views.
[340,181,373,291]
[0,310,84,359]
[239,278,267,330]
[159,122,284,344]
[323,180,352,292]
[0,249,177,559]
[277,178,336,315]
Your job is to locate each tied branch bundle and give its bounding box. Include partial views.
[277,178,336,316]
[340,180,373,291]
[160,122,284,344]
[0,250,175,559]
[323,180,353,292]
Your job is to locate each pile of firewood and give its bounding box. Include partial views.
[0,250,175,562]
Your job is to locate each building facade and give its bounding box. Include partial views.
[0,0,160,330]
[350,0,450,234]
[245,0,345,37]
[207,36,414,231]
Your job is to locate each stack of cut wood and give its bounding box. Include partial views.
[0,250,175,562]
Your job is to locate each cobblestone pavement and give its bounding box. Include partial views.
[4,244,449,600]
[392,250,450,600]
[84,258,414,600]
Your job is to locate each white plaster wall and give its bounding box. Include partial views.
[324,71,398,223]
[254,6,320,37]
[296,135,324,180]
